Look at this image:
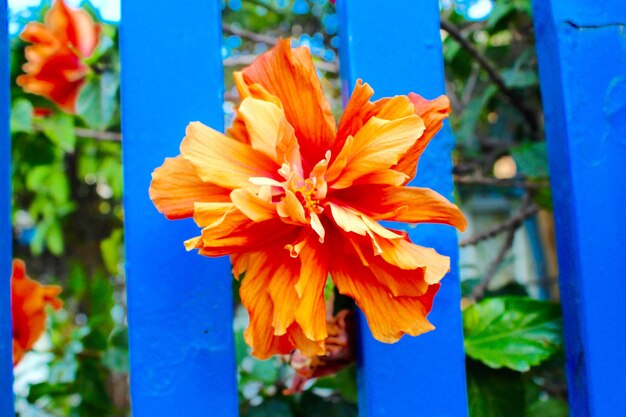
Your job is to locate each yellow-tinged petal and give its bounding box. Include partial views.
[238,97,283,161]
[277,190,309,225]
[330,235,439,343]
[328,115,425,189]
[240,39,336,166]
[149,155,231,220]
[197,218,300,257]
[294,235,329,341]
[180,122,279,190]
[332,185,467,231]
[238,251,292,359]
[377,237,450,285]
[328,203,402,240]
[288,323,326,357]
[335,80,415,151]
[230,188,277,222]
[192,202,237,227]
[393,94,451,182]
[267,262,299,335]
[237,246,325,358]
[352,169,410,187]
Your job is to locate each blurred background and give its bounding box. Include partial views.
[8,0,564,416]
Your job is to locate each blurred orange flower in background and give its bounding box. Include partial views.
[149,39,466,359]
[17,0,100,113]
[12,259,63,366]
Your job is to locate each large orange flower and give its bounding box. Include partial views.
[11,259,63,366]
[150,40,466,359]
[17,0,100,113]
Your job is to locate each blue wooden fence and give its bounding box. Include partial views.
[1,0,626,416]
[532,2,626,416]
[337,1,468,416]
[0,1,13,415]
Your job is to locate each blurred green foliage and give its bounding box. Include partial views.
[10,1,563,417]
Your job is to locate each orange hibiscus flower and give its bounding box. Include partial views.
[17,0,100,114]
[149,39,466,359]
[11,259,63,366]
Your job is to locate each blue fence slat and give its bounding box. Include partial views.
[0,0,14,414]
[120,1,238,416]
[337,1,468,416]
[532,2,626,416]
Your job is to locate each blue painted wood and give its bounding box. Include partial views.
[120,1,238,416]
[0,0,14,414]
[337,1,468,416]
[532,2,626,416]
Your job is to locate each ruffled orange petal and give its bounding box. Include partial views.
[237,247,325,359]
[327,113,424,189]
[228,72,285,144]
[335,80,414,150]
[377,235,450,285]
[230,188,277,222]
[46,0,99,58]
[327,202,402,241]
[331,184,467,231]
[238,251,293,359]
[149,155,231,220]
[11,260,62,366]
[20,23,58,49]
[193,217,300,258]
[180,122,280,190]
[17,51,86,113]
[392,94,451,182]
[240,39,336,167]
[191,202,240,227]
[237,97,302,167]
[329,236,439,343]
[294,235,329,342]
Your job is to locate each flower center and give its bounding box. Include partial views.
[293,178,323,215]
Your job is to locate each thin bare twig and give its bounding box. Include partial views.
[439,18,540,137]
[470,224,517,301]
[33,124,122,142]
[222,22,278,46]
[460,202,538,247]
[74,127,121,141]
[224,54,338,73]
[455,175,549,190]
[468,195,535,300]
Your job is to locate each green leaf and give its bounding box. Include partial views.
[486,3,515,29]
[27,382,72,402]
[47,169,71,204]
[45,220,64,255]
[235,328,248,364]
[313,365,358,403]
[39,111,77,152]
[532,185,553,211]
[11,98,34,133]
[463,297,562,371]
[77,71,119,130]
[525,399,568,417]
[456,85,498,150]
[247,398,295,417]
[103,346,129,373]
[100,228,123,274]
[298,391,358,417]
[511,142,549,179]
[26,165,52,191]
[467,360,525,417]
[250,357,280,383]
[502,68,538,89]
